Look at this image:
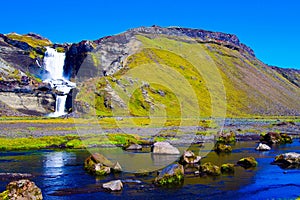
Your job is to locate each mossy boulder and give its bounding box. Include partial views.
[0,179,43,200]
[199,162,221,176]
[214,143,232,153]
[221,163,235,174]
[260,132,293,145]
[237,157,258,169]
[217,131,236,144]
[154,164,184,186]
[84,153,122,176]
[273,152,300,169]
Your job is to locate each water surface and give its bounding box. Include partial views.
[1,141,300,199]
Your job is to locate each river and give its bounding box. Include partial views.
[1,141,300,199]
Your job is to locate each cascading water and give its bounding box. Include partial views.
[43,47,75,117]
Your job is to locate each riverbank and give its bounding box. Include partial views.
[0,117,299,151]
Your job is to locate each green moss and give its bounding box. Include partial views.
[0,190,9,200]
[154,164,184,186]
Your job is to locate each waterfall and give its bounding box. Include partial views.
[43,47,76,117]
[43,47,66,80]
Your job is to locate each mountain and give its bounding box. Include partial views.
[0,26,299,117]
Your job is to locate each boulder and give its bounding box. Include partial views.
[199,162,221,176]
[0,179,43,200]
[237,157,258,169]
[273,152,300,168]
[152,142,180,155]
[221,163,235,174]
[255,143,271,151]
[126,144,142,150]
[84,153,121,175]
[214,143,232,153]
[102,180,123,191]
[154,164,184,186]
[260,132,293,144]
[217,131,236,144]
[112,162,122,172]
[180,150,201,164]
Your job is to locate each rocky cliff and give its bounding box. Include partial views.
[0,26,299,117]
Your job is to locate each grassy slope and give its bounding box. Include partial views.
[76,34,299,118]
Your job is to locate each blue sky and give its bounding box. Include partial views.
[1,0,300,69]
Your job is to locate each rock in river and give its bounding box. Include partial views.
[102,180,123,191]
[199,162,221,176]
[154,164,184,186]
[214,143,232,153]
[0,179,43,200]
[260,132,293,144]
[126,144,142,150]
[221,163,235,174]
[255,143,271,151]
[180,150,201,164]
[273,152,300,168]
[84,153,122,176]
[237,157,258,169]
[152,142,180,155]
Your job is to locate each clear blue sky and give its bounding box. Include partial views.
[1,0,299,69]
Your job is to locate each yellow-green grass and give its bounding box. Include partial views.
[0,133,152,151]
[6,33,52,48]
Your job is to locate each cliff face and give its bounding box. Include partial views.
[0,26,299,117]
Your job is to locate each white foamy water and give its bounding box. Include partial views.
[43,47,66,80]
[43,47,75,117]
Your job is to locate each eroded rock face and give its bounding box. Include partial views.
[154,164,184,186]
[102,180,123,191]
[273,152,300,169]
[0,179,43,200]
[152,142,180,155]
